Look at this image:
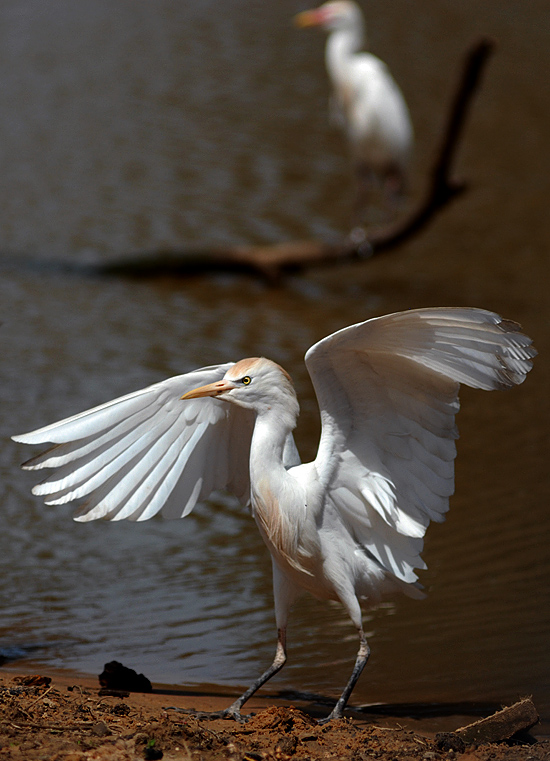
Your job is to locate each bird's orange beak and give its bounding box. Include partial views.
[293,9,323,28]
[181,379,236,400]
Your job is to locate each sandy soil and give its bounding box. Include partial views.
[0,669,548,761]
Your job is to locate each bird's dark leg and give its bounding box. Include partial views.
[222,627,288,721]
[166,628,287,722]
[382,165,407,218]
[350,163,377,235]
[319,627,370,723]
[350,162,406,243]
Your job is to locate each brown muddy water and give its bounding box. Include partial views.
[0,0,549,734]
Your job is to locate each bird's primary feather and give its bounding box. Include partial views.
[13,363,256,521]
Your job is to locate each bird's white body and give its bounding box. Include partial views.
[13,308,535,720]
[297,1,413,193]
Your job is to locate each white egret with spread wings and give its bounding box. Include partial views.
[13,308,535,721]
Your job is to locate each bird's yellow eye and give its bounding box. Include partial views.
[242,376,251,385]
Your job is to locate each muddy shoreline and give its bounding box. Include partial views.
[1,666,548,760]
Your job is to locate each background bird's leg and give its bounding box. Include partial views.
[350,162,377,237]
[320,627,370,723]
[351,163,398,243]
[383,165,407,215]
[222,627,287,721]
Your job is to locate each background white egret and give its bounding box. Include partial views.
[13,308,535,721]
[295,1,414,225]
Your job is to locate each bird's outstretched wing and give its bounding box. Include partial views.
[304,308,536,584]
[13,363,257,522]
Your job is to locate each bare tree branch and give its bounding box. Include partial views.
[2,39,494,283]
[367,36,495,255]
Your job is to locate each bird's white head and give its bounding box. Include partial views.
[295,1,362,33]
[181,357,300,424]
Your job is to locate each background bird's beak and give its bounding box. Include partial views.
[181,379,236,400]
[293,10,322,28]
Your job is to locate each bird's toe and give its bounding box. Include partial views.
[221,706,248,723]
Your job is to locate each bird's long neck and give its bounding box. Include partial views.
[248,406,309,574]
[325,23,365,83]
[249,407,294,498]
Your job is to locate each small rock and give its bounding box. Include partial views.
[98,661,152,693]
[92,720,112,737]
[435,733,466,753]
[275,735,298,755]
[14,675,52,688]
[111,702,131,716]
[143,745,164,761]
[299,731,319,743]
[143,744,163,760]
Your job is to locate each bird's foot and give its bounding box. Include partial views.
[220,700,254,723]
[317,715,332,725]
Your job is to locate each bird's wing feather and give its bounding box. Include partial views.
[304,308,535,583]
[12,363,260,522]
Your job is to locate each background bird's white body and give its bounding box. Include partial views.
[297,1,413,197]
[325,13,412,183]
[13,308,535,720]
